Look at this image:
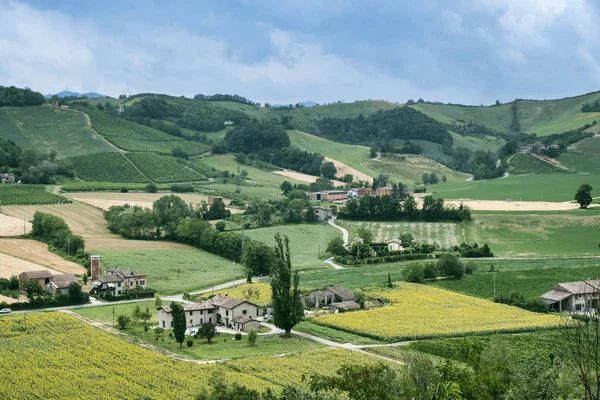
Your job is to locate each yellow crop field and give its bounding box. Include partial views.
[0,312,378,399]
[314,283,561,341]
[199,283,272,306]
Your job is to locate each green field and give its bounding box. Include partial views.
[127,153,207,183]
[363,155,469,184]
[450,132,506,152]
[0,106,114,157]
[0,185,71,205]
[68,152,150,182]
[60,182,171,192]
[431,173,600,202]
[83,109,209,155]
[196,182,284,201]
[201,154,304,189]
[94,249,246,294]
[557,153,600,173]
[339,220,460,249]
[569,135,600,156]
[392,138,452,163]
[244,223,340,270]
[508,153,567,175]
[431,263,600,300]
[410,92,600,136]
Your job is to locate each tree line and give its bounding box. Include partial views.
[224,120,328,177]
[581,100,600,112]
[0,139,74,183]
[339,195,472,222]
[194,93,258,106]
[0,85,45,107]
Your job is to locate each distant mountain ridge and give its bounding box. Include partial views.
[45,91,108,99]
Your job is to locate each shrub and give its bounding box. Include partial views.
[145,183,158,193]
[234,333,242,341]
[186,339,194,347]
[247,329,257,346]
[402,263,425,283]
[120,187,129,193]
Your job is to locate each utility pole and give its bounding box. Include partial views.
[112,307,115,328]
[493,271,496,300]
[241,228,245,263]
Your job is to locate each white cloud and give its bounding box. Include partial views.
[0,1,483,104]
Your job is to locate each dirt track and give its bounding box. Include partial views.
[324,157,373,184]
[443,199,593,211]
[0,239,85,274]
[273,171,346,187]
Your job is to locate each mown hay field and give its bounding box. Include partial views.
[0,312,379,399]
[314,283,561,341]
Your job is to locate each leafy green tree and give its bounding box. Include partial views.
[131,305,141,324]
[244,241,276,276]
[204,198,231,220]
[326,236,347,257]
[67,282,86,304]
[402,263,425,283]
[304,204,318,222]
[356,227,373,245]
[387,272,393,288]
[198,322,217,343]
[436,254,464,279]
[422,172,430,185]
[24,280,43,301]
[442,175,447,183]
[215,221,226,232]
[145,183,158,193]
[154,293,162,308]
[153,195,194,238]
[171,302,186,347]
[575,184,593,208]
[280,180,293,194]
[140,307,152,324]
[343,174,353,183]
[247,328,258,346]
[320,161,337,179]
[271,233,304,336]
[116,314,131,329]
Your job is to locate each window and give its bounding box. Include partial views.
[576,304,582,311]
[242,309,247,315]
[200,318,203,324]
[171,321,173,327]
[117,290,121,295]
[162,321,165,328]
[209,318,212,323]
[226,310,229,316]
[208,309,213,314]
[118,282,121,287]
[140,280,145,285]
[189,311,193,316]
[189,319,193,325]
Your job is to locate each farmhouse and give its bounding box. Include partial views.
[302,285,358,309]
[314,207,332,221]
[518,145,532,153]
[0,173,15,183]
[540,279,600,312]
[308,190,348,201]
[387,238,404,252]
[46,274,81,296]
[19,270,54,288]
[374,186,393,197]
[224,120,234,126]
[89,256,148,297]
[158,295,260,332]
[348,187,373,199]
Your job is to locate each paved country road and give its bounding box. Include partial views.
[328,217,348,245]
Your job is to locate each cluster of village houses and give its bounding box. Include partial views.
[518,142,559,154]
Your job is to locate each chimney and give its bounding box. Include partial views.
[90,255,101,279]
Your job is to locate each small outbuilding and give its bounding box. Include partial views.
[231,316,260,332]
[387,238,404,252]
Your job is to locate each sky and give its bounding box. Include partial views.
[1,0,599,105]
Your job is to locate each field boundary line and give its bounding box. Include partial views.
[122,153,156,183]
[73,109,123,152]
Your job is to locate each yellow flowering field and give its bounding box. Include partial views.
[314,283,561,341]
[199,283,272,306]
[0,312,377,399]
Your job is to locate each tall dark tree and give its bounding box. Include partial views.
[171,302,186,347]
[271,233,304,336]
[320,161,337,179]
[575,184,593,209]
[198,322,217,343]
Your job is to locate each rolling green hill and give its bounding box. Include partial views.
[364,155,469,184]
[410,91,600,136]
[508,153,567,175]
[0,105,115,156]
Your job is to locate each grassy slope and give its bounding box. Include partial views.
[364,155,469,184]
[94,249,246,294]
[411,92,600,136]
[201,154,304,188]
[450,132,506,152]
[508,153,566,175]
[430,173,600,202]
[244,223,340,271]
[0,105,114,157]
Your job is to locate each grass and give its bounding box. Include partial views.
[0,185,71,205]
[244,223,340,271]
[363,155,469,184]
[509,153,567,175]
[569,135,600,157]
[406,329,566,365]
[339,220,459,248]
[94,249,246,295]
[74,300,157,325]
[0,105,114,157]
[294,320,382,345]
[200,154,304,189]
[558,153,600,173]
[68,152,150,182]
[196,183,284,201]
[450,132,506,153]
[430,173,600,202]
[462,212,600,257]
[431,263,600,300]
[410,102,513,133]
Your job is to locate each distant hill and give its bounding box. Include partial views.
[45,91,108,99]
[299,101,318,108]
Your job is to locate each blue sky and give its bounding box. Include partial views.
[1,0,599,105]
